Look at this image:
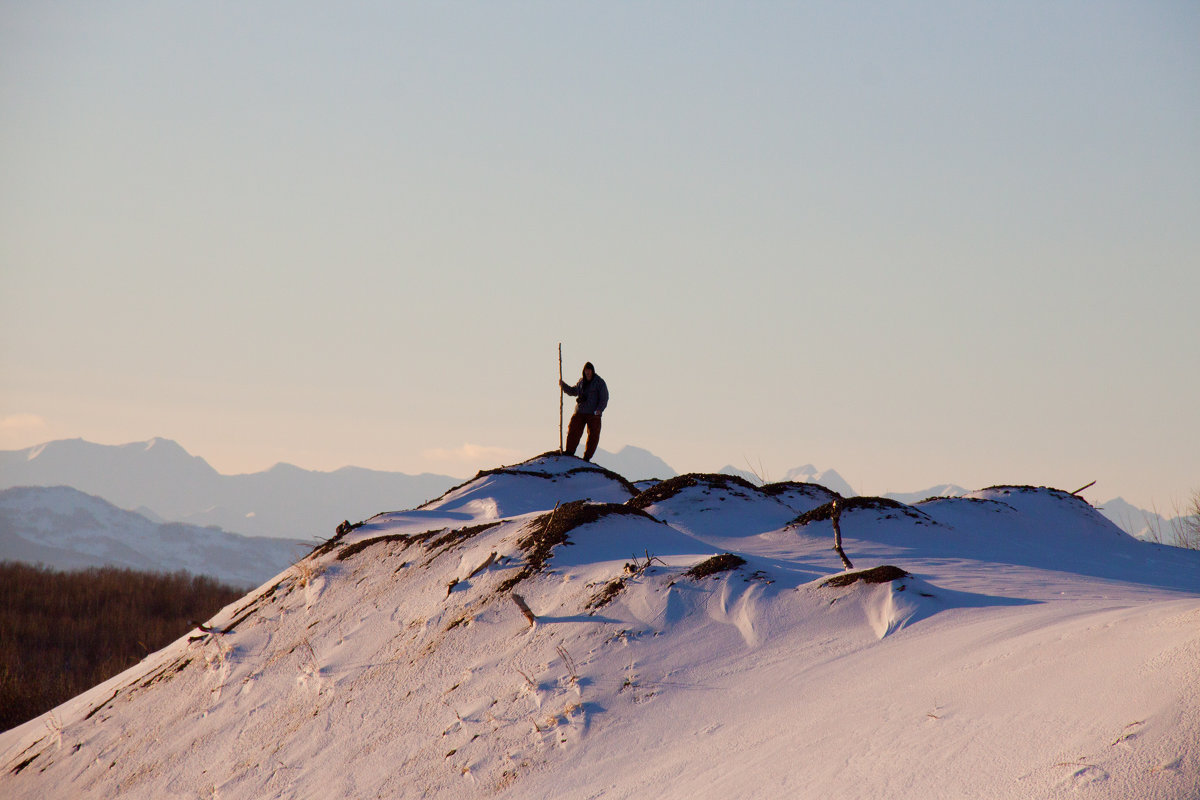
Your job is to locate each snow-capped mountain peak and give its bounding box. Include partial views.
[782,464,857,497]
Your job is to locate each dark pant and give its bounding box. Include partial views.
[565,412,602,460]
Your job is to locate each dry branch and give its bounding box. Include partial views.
[467,552,497,579]
[558,342,564,452]
[512,593,536,627]
[831,499,854,570]
[556,644,579,681]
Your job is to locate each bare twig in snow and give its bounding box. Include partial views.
[512,593,536,627]
[468,552,497,579]
[624,550,666,576]
[831,499,854,570]
[555,645,579,681]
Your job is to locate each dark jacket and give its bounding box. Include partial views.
[563,374,609,415]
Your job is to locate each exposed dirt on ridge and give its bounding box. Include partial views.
[789,497,933,528]
[333,523,503,563]
[310,519,365,558]
[981,485,1095,508]
[759,481,842,500]
[685,553,748,579]
[629,474,846,512]
[496,501,658,593]
[820,565,909,587]
[627,473,760,510]
[585,579,625,610]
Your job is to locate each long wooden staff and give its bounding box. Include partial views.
[558,343,564,452]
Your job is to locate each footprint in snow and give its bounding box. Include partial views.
[1066,764,1110,787]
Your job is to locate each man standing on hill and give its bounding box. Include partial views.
[560,361,608,461]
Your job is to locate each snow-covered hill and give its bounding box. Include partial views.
[2,455,1198,799]
[0,487,305,587]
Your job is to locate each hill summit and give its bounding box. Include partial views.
[3,453,1199,799]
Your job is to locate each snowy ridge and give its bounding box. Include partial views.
[2,454,1199,799]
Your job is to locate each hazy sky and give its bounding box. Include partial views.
[2,2,1198,509]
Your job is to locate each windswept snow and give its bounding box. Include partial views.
[2,454,1198,799]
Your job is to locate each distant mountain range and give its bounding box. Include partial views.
[718,463,862,499]
[591,446,678,481]
[1094,495,1200,545]
[0,486,305,587]
[716,464,856,497]
[0,437,1170,543]
[0,438,460,541]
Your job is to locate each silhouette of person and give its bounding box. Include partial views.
[559,361,608,461]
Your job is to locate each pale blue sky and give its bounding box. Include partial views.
[2,1,1198,509]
